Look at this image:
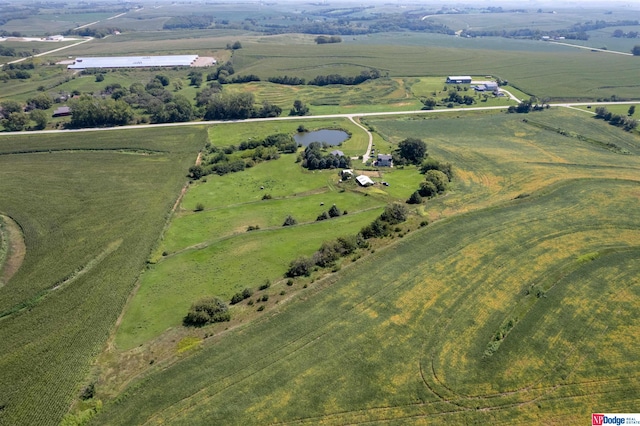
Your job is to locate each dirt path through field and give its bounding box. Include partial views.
[0,215,26,287]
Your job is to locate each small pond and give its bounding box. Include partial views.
[294,129,349,147]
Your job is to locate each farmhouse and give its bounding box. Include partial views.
[446,76,472,84]
[52,106,71,117]
[376,154,393,167]
[356,175,374,186]
[67,55,206,69]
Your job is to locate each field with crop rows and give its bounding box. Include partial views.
[0,127,204,425]
[91,107,640,424]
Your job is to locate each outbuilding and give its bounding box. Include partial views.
[356,175,374,187]
[447,76,472,84]
[52,106,71,117]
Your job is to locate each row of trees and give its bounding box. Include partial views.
[595,106,638,131]
[315,35,342,44]
[286,234,368,277]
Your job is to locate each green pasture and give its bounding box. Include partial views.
[116,206,383,350]
[94,175,640,425]
[120,143,424,348]
[0,127,203,425]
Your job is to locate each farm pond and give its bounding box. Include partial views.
[293,129,349,147]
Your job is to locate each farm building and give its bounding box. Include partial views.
[52,106,71,117]
[67,55,203,69]
[472,80,499,91]
[376,154,393,167]
[356,175,374,186]
[446,76,472,84]
[331,149,345,157]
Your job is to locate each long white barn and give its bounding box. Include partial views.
[67,55,199,69]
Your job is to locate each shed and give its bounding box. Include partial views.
[376,154,393,167]
[446,76,472,84]
[356,175,374,187]
[52,106,71,117]
[330,149,345,157]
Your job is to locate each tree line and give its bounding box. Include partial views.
[595,106,638,131]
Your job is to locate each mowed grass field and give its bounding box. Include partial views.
[0,127,204,425]
[94,108,640,424]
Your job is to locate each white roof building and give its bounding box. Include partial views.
[67,55,199,69]
[356,175,374,186]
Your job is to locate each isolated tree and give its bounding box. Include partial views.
[407,191,423,204]
[289,100,309,116]
[422,98,437,110]
[397,138,427,165]
[632,45,640,56]
[30,109,48,130]
[283,215,297,226]
[380,203,408,224]
[628,105,636,116]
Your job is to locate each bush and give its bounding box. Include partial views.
[380,203,408,224]
[261,294,269,302]
[407,191,423,204]
[259,280,271,290]
[257,305,265,311]
[230,288,253,304]
[328,205,341,217]
[282,215,297,226]
[194,202,205,212]
[183,297,230,327]
[262,193,272,200]
[316,211,329,221]
[286,256,314,277]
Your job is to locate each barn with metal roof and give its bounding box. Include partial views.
[67,55,199,69]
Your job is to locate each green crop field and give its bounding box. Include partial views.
[0,127,204,425]
[85,107,640,425]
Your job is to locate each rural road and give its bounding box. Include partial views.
[548,41,632,56]
[347,116,373,163]
[2,102,639,138]
[3,37,94,66]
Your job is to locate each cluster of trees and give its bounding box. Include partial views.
[67,95,134,128]
[163,15,213,29]
[226,41,242,50]
[316,204,345,221]
[289,100,309,116]
[183,297,230,327]
[408,169,450,204]
[507,97,549,114]
[63,27,120,38]
[392,137,427,166]
[0,100,47,131]
[206,62,235,83]
[238,133,298,154]
[286,235,367,277]
[442,89,475,106]
[1,61,34,81]
[612,29,639,39]
[595,106,638,131]
[300,142,351,170]
[633,46,640,56]
[189,132,296,180]
[360,203,408,239]
[0,46,17,56]
[201,92,281,120]
[315,35,342,44]
[308,69,381,86]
